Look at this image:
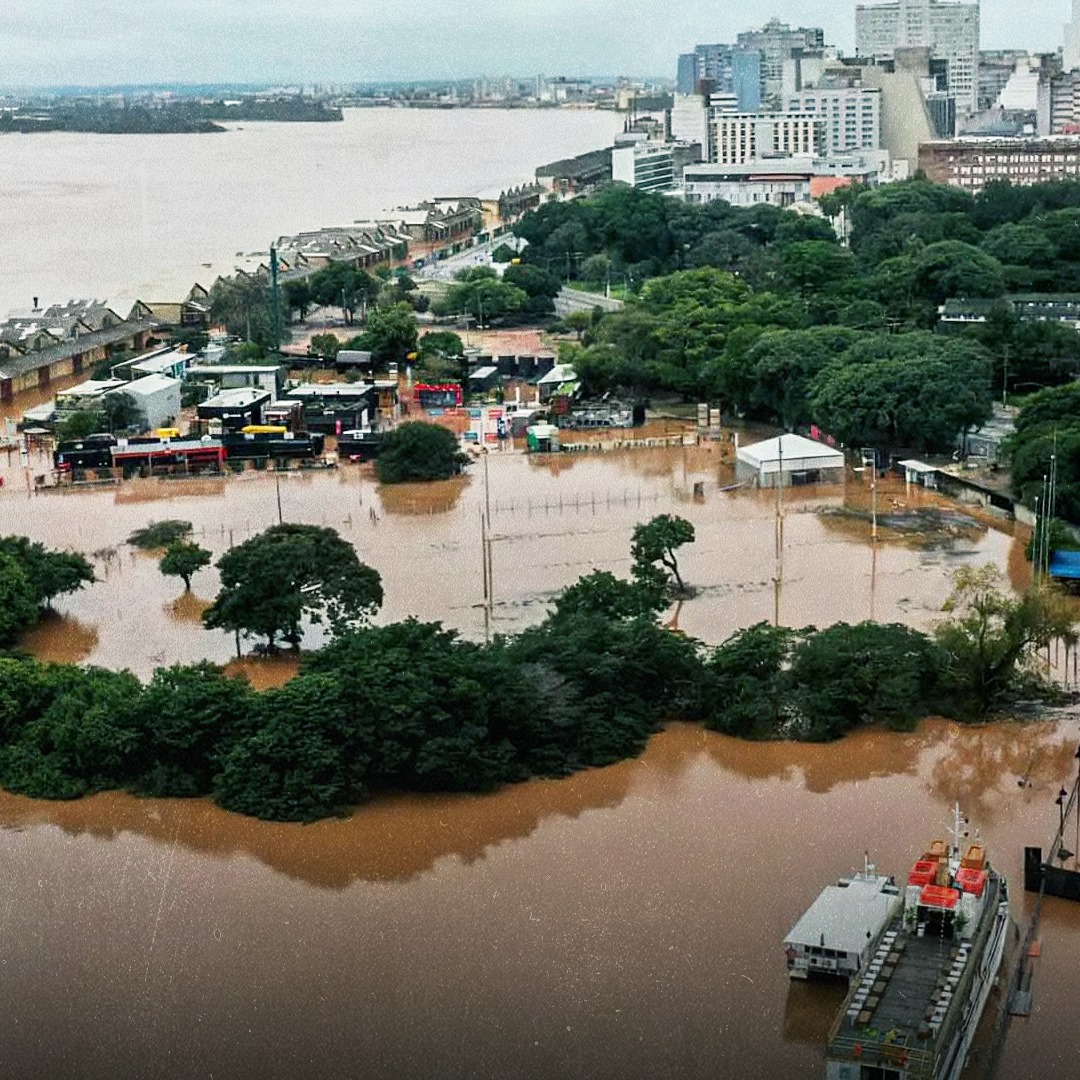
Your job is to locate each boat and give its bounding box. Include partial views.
[784,858,902,980]
[824,805,1010,1080]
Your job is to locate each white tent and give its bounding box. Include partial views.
[736,433,845,487]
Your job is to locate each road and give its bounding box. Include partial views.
[411,235,524,283]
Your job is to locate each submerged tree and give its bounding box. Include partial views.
[128,520,193,551]
[631,514,696,596]
[375,422,470,484]
[934,565,1077,716]
[203,524,383,650]
[0,536,95,610]
[160,541,212,591]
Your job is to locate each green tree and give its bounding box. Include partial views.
[209,274,274,346]
[160,540,212,591]
[128,520,193,550]
[357,302,418,367]
[0,537,95,610]
[309,332,343,360]
[0,553,39,647]
[282,278,313,321]
[307,262,378,323]
[136,662,256,796]
[934,566,1077,716]
[101,391,142,433]
[375,421,470,484]
[564,310,593,340]
[437,266,528,323]
[702,623,800,737]
[787,622,943,740]
[631,514,696,595]
[551,570,667,623]
[809,333,992,457]
[203,524,383,650]
[56,409,107,442]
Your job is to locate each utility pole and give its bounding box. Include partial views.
[269,244,282,351]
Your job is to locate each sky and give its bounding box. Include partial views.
[0,1,1072,88]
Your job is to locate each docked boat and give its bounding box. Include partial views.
[784,859,902,980]
[824,806,1010,1080]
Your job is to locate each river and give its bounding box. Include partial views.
[0,720,1077,1080]
[0,107,623,317]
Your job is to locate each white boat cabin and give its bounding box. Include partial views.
[784,869,902,980]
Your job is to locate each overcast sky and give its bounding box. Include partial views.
[0,1,1072,87]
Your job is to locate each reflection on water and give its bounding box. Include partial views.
[221,654,301,690]
[16,610,98,665]
[0,720,1077,1079]
[376,474,471,515]
[165,590,211,623]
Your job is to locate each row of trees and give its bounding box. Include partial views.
[564,268,996,455]
[512,182,1080,437]
[0,525,1071,820]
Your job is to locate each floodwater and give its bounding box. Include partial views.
[0,107,624,317]
[0,719,1077,1080]
[0,441,1021,677]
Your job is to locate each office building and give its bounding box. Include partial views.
[919,136,1080,191]
[787,82,882,153]
[713,113,822,165]
[737,20,827,108]
[1067,0,1080,73]
[679,44,762,111]
[612,141,699,193]
[855,1,980,116]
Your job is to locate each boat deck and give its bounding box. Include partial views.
[828,874,1003,1077]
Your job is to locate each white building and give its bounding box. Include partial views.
[612,142,693,193]
[855,0,980,117]
[714,112,821,164]
[735,432,846,487]
[786,85,882,154]
[1066,0,1080,73]
[682,154,882,208]
[121,374,182,431]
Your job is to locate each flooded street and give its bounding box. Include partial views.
[0,720,1077,1079]
[1,442,1018,677]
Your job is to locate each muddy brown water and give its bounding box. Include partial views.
[1,446,1078,1079]
[0,721,1078,1080]
[0,443,1019,678]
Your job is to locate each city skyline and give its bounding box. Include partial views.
[0,0,1070,88]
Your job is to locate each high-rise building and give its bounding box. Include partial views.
[680,44,762,110]
[713,112,822,165]
[737,20,827,109]
[786,83,882,154]
[1066,0,1080,73]
[677,53,697,96]
[855,1,980,116]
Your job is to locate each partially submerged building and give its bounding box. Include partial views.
[736,432,846,487]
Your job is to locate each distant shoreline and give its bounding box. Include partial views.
[0,98,344,135]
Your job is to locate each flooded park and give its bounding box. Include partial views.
[1,437,1079,1079]
[0,434,1024,676]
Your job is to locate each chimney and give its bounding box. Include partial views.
[32,296,38,309]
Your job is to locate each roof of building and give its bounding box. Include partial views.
[283,383,377,399]
[122,374,181,397]
[537,363,578,386]
[131,349,191,374]
[0,321,154,381]
[784,877,901,955]
[199,387,272,409]
[737,433,845,469]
